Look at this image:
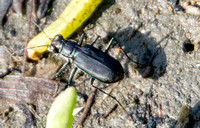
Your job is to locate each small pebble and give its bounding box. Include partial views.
[183,1,200,16]
[196,64,200,70]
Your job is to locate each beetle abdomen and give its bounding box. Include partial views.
[74,45,124,83]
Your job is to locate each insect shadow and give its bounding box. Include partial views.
[107,27,168,80]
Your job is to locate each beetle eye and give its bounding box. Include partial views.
[53,34,63,41]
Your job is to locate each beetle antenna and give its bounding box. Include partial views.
[12,45,50,56]
[11,21,53,57]
[31,20,53,41]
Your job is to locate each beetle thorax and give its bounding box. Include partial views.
[61,40,78,57]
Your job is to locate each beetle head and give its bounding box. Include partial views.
[48,34,64,53]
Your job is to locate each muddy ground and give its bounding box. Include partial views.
[0,0,200,127]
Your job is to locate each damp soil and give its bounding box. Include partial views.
[0,0,200,127]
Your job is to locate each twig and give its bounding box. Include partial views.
[101,104,118,118]
[75,88,97,128]
[23,0,33,75]
[0,67,21,78]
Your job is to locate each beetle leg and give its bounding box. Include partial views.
[90,35,100,46]
[112,37,147,66]
[89,78,119,105]
[104,37,114,53]
[77,33,85,46]
[56,61,70,77]
[68,67,78,85]
[89,78,95,85]
[89,78,117,101]
[89,78,129,116]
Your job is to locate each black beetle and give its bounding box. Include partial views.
[49,34,124,85]
[48,34,130,115]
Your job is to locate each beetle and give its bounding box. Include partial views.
[48,34,124,85]
[47,34,130,115]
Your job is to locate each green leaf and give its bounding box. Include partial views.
[46,87,77,128]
